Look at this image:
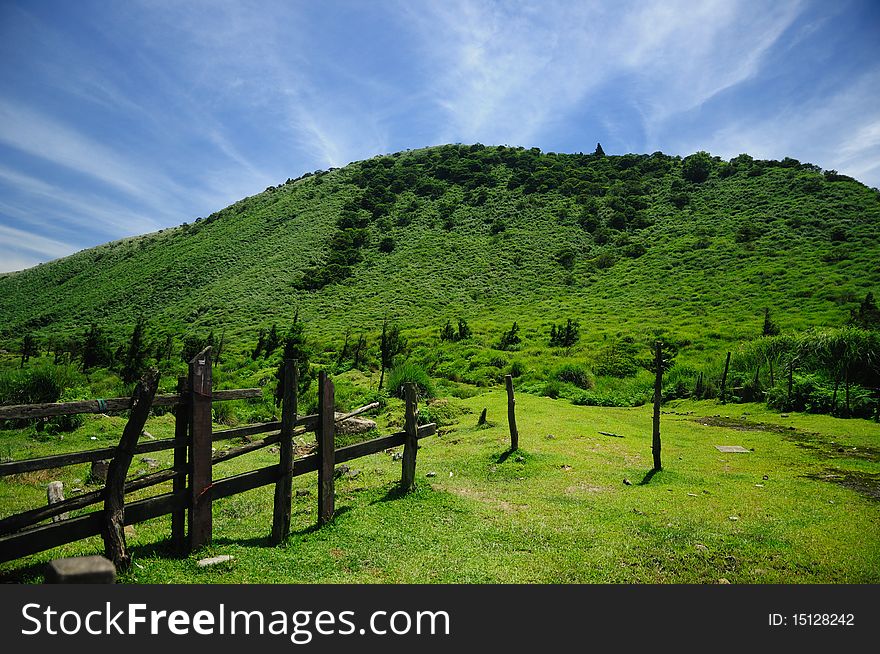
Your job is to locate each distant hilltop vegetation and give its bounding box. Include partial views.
[0,143,877,356]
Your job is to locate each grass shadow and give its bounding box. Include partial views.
[373,483,411,504]
[210,534,275,549]
[289,505,354,537]
[639,468,661,485]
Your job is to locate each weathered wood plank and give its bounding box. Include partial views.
[210,465,280,500]
[0,398,382,479]
[188,348,212,550]
[506,374,519,451]
[210,424,437,499]
[172,376,187,554]
[0,491,185,564]
[272,362,297,544]
[401,384,419,491]
[0,467,182,535]
[0,437,177,477]
[0,388,261,420]
[212,421,281,442]
[103,368,160,571]
[317,372,335,526]
[211,432,281,464]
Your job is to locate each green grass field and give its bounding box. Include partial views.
[2,393,877,584]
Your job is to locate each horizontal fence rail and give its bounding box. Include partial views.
[0,344,438,568]
[0,388,262,421]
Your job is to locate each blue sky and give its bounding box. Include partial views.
[1,0,878,273]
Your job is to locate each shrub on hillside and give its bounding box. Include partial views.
[0,364,84,406]
[554,363,595,389]
[682,151,713,183]
[541,379,563,399]
[387,362,435,399]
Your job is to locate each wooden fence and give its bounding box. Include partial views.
[0,347,436,569]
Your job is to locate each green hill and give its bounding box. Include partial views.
[1,144,879,410]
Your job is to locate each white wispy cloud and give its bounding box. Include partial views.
[402,0,804,147]
[0,165,162,235]
[619,0,803,131]
[672,67,880,186]
[0,223,76,273]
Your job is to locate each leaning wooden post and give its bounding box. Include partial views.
[102,368,159,572]
[317,371,335,526]
[720,351,731,404]
[271,361,297,543]
[401,383,419,491]
[187,347,212,551]
[505,374,519,451]
[171,375,188,554]
[652,341,663,471]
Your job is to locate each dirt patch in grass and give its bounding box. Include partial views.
[565,483,610,495]
[693,416,880,463]
[448,487,528,513]
[804,469,880,502]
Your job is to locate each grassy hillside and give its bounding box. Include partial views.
[1,145,878,410]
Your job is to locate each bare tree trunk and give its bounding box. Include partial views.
[720,352,731,404]
[652,341,662,471]
[103,368,159,572]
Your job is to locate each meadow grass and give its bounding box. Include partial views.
[1,394,877,584]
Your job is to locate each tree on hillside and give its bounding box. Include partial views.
[457,318,472,341]
[499,322,521,350]
[549,319,580,348]
[682,151,713,183]
[352,333,368,369]
[181,332,214,362]
[213,330,226,367]
[264,323,281,356]
[20,333,37,368]
[594,142,605,157]
[121,316,149,383]
[850,292,880,330]
[81,323,113,371]
[378,319,407,390]
[762,308,780,337]
[439,320,455,342]
[155,333,174,363]
[252,328,267,359]
[274,321,311,405]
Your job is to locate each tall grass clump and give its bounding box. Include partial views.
[554,363,595,389]
[387,362,435,399]
[0,364,84,406]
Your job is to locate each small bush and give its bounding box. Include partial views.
[554,363,595,389]
[45,386,89,434]
[418,399,465,427]
[541,379,563,399]
[213,401,238,426]
[509,360,526,378]
[387,362,435,399]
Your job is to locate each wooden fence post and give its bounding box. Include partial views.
[272,362,297,543]
[652,341,663,471]
[505,374,519,451]
[172,375,188,554]
[103,368,159,571]
[317,371,335,526]
[720,351,731,404]
[401,383,419,491]
[188,347,212,551]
